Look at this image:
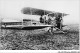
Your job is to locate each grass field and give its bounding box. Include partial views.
[0,24,79,50]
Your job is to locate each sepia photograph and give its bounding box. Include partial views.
[0,0,79,50]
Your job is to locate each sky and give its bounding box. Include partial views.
[0,0,79,24]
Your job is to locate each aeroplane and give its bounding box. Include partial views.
[1,7,68,31]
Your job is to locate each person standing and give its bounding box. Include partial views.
[47,14,55,33]
[55,14,62,30]
[40,15,44,23]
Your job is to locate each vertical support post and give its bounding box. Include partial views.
[21,16,23,27]
[44,10,45,24]
[30,8,32,25]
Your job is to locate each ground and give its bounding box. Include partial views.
[0,24,79,50]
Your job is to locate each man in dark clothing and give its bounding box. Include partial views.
[40,15,44,23]
[55,14,62,30]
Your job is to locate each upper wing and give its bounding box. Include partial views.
[21,7,53,16]
[21,7,69,17]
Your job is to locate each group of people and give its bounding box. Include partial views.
[40,13,63,31]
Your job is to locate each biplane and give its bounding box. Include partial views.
[1,7,68,31]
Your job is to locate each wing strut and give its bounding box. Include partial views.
[30,8,32,24]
